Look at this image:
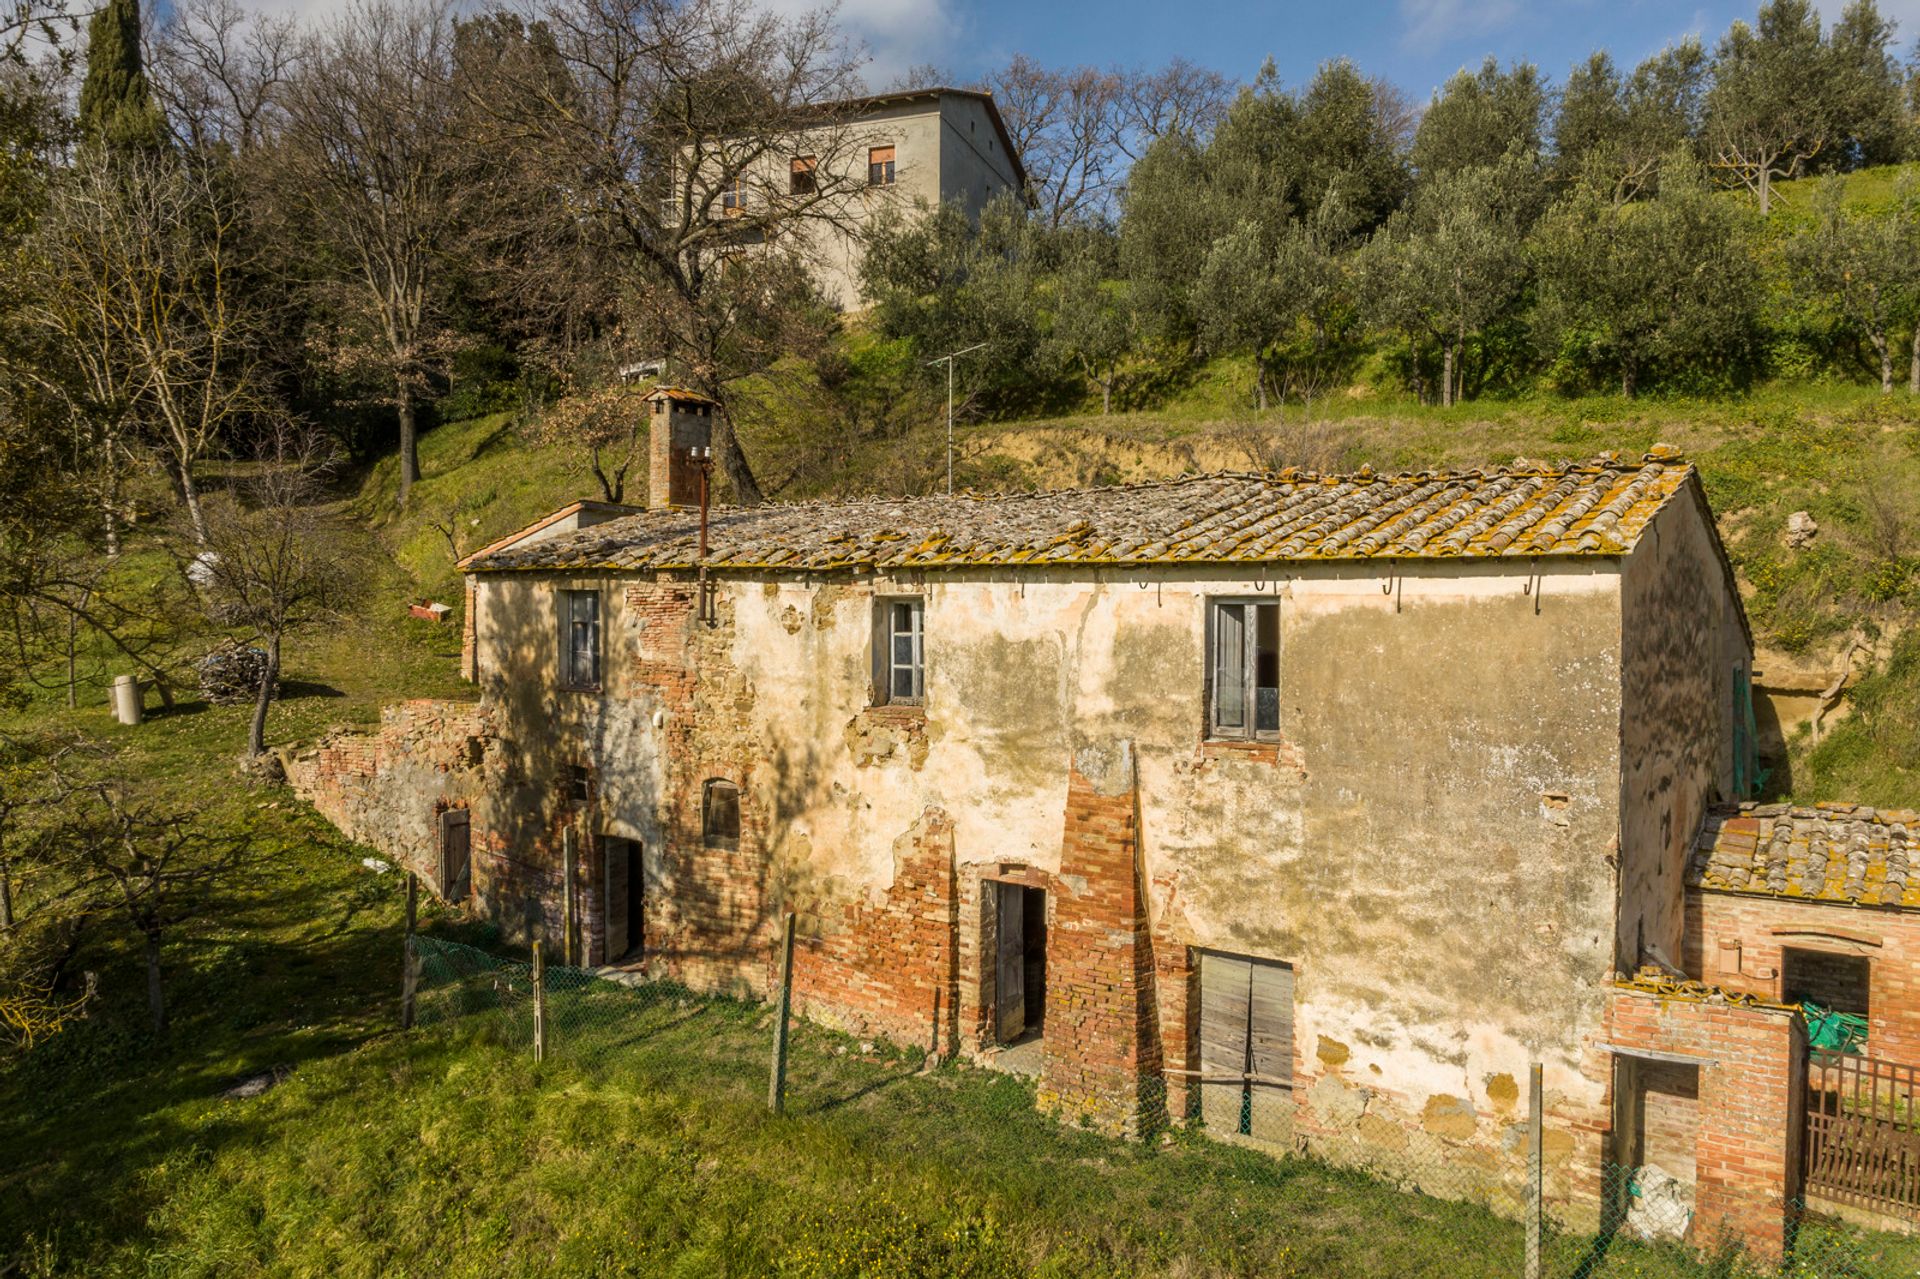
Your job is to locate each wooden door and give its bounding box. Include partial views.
[603,837,629,960]
[996,881,1026,1044]
[1198,950,1294,1146]
[439,809,471,902]
[626,841,644,959]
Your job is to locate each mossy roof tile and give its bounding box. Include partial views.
[467,453,1696,575]
[1688,804,1919,909]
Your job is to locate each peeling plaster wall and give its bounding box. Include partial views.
[1618,489,1751,974]
[452,557,1640,1160]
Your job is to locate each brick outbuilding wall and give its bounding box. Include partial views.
[1685,889,1920,1065]
[1603,984,1806,1261]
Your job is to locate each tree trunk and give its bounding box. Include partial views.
[247,632,279,758]
[1622,363,1638,398]
[102,448,122,558]
[144,929,167,1034]
[1441,343,1455,409]
[397,383,421,506]
[0,862,13,933]
[1255,356,1269,412]
[65,607,78,710]
[1911,326,1920,395]
[712,406,763,507]
[1101,377,1112,416]
[179,463,209,545]
[1875,333,1892,394]
[1758,166,1771,217]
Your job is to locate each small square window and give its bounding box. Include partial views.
[789,155,817,195]
[868,144,896,187]
[703,779,740,846]
[1208,599,1279,740]
[559,589,601,690]
[567,765,592,804]
[874,597,924,705]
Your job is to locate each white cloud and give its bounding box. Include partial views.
[1397,0,1525,56]
[757,0,960,89]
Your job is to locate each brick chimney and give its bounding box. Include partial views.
[646,388,716,511]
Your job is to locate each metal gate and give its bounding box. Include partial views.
[1805,1050,1920,1216]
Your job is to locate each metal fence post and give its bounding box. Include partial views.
[532,939,546,1063]
[768,912,796,1115]
[1527,1061,1544,1279]
[401,872,418,1031]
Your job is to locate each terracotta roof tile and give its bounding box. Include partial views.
[467,453,1697,574]
[1688,803,1920,908]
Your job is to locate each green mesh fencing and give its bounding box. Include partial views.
[403,936,1920,1279]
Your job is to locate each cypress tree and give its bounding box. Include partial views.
[78,0,165,153]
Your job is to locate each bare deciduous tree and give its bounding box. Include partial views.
[275,0,463,506]
[188,426,357,759]
[149,0,298,152]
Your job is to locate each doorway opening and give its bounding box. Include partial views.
[438,808,471,902]
[993,881,1048,1056]
[603,836,643,963]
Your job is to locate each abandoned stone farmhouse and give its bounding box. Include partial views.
[290,388,1920,1256]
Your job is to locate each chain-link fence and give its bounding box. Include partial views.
[401,931,1920,1279]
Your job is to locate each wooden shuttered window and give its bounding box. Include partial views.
[1207,599,1280,740]
[868,144,896,187]
[1198,950,1294,1146]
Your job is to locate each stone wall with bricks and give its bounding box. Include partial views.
[1602,983,1805,1261]
[284,698,492,892]
[1685,888,1920,1067]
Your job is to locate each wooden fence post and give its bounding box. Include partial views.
[401,872,418,1030]
[768,912,796,1115]
[562,828,577,967]
[1526,1061,1544,1279]
[532,940,546,1063]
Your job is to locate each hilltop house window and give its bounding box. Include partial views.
[703,780,740,847]
[1208,599,1280,740]
[873,597,924,706]
[560,589,601,690]
[721,176,745,216]
[868,144,896,187]
[789,155,817,195]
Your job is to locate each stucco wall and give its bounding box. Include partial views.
[460,558,1632,1157]
[1618,487,1751,973]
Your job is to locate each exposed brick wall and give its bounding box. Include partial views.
[1038,741,1163,1136]
[791,809,959,1055]
[1685,889,1920,1065]
[1603,985,1805,1260]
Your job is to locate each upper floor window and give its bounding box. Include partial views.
[560,589,601,690]
[789,155,817,195]
[703,779,740,846]
[721,176,745,216]
[874,597,924,706]
[868,144,896,187]
[1208,599,1279,740]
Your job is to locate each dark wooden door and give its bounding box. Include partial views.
[996,881,1026,1044]
[625,841,644,959]
[439,809,470,902]
[603,837,629,960]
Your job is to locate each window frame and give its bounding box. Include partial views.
[702,779,741,848]
[721,175,746,216]
[789,154,817,196]
[1205,597,1281,742]
[867,144,896,188]
[872,596,925,708]
[559,588,602,692]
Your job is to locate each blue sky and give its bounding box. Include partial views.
[837,0,1918,98]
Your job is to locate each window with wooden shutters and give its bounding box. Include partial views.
[872,597,924,706]
[868,144,896,187]
[1198,950,1294,1146]
[1207,599,1279,739]
[789,155,817,195]
[721,175,745,216]
[559,590,601,690]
